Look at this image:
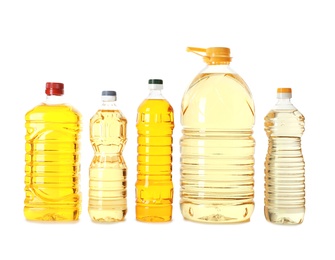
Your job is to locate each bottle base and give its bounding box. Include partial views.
[264,207,304,225]
[136,204,172,222]
[24,207,81,221]
[180,203,253,223]
[89,208,127,222]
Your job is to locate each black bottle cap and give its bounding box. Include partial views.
[148,79,163,85]
[102,90,117,96]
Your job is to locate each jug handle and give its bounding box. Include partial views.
[186,47,206,57]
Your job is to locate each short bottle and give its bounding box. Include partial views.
[264,88,305,224]
[24,82,82,221]
[136,79,174,222]
[180,47,255,223]
[89,91,127,222]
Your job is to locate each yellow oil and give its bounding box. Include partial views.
[136,99,174,222]
[264,109,305,224]
[180,73,255,223]
[24,103,82,221]
[89,110,127,222]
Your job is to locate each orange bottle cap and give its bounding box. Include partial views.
[277,88,292,99]
[277,88,292,94]
[187,47,232,64]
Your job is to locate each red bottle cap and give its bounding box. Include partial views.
[45,82,64,96]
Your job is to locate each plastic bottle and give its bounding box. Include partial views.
[88,90,127,222]
[264,88,305,224]
[24,82,82,221]
[180,47,255,223]
[136,79,174,222]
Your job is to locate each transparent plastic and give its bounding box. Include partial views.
[89,93,127,222]
[180,48,255,223]
[264,89,305,224]
[24,92,82,221]
[136,85,174,222]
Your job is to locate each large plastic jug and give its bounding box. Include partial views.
[180,47,255,223]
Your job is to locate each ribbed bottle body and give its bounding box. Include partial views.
[180,73,255,223]
[24,104,82,221]
[136,99,174,222]
[264,109,305,224]
[89,110,127,222]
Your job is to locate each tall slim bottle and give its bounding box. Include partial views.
[264,88,305,224]
[24,82,82,221]
[136,79,174,222]
[89,91,127,222]
[180,47,255,223]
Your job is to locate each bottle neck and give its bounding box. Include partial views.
[202,63,234,74]
[275,98,295,109]
[101,100,118,110]
[147,89,164,100]
[45,95,65,105]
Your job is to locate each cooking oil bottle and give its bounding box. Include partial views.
[136,79,174,222]
[180,47,255,223]
[24,82,82,221]
[264,88,305,224]
[89,90,127,222]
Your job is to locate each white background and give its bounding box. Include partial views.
[0,0,332,259]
